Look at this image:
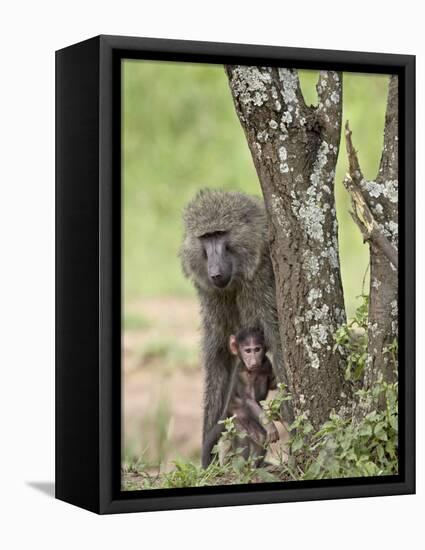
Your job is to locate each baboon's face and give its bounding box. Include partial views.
[200,231,233,289]
[238,337,266,372]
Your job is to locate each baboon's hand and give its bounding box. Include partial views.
[266,424,279,444]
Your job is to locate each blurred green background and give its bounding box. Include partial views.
[121,61,390,472]
[123,60,389,319]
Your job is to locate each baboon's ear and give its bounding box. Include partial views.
[229,335,238,356]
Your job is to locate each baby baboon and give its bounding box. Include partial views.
[203,327,279,466]
[180,189,293,468]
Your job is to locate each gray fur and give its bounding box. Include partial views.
[180,189,292,467]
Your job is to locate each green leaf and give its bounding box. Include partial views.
[305,461,321,478]
[374,421,388,441]
[358,424,373,437]
[303,422,314,435]
[389,415,398,432]
[256,468,279,482]
[376,445,385,461]
[291,437,304,452]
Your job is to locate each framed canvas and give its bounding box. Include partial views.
[55,35,415,514]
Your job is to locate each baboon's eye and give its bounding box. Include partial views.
[202,249,207,259]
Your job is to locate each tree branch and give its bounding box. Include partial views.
[343,75,399,398]
[344,121,398,268]
[344,120,364,182]
[316,71,343,141]
[344,173,398,268]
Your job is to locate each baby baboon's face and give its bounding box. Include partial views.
[200,231,234,289]
[238,337,265,371]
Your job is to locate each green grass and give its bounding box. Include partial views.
[137,339,198,371]
[122,454,286,491]
[123,61,389,319]
[123,311,151,331]
[130,394,171,465]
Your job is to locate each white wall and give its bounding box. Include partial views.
[0,1,422,548]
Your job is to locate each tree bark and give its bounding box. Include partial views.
[344,75,398,394]
[225,66,350,429]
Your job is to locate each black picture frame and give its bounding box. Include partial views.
[55,34,415,514]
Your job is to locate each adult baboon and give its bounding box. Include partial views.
[180,189,292,467]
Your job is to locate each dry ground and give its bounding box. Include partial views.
[123,297,203,467]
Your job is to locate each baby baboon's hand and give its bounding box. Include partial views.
[266,424,279,443]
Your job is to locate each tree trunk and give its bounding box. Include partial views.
[344,75,398,397]
[225,66,350,429]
